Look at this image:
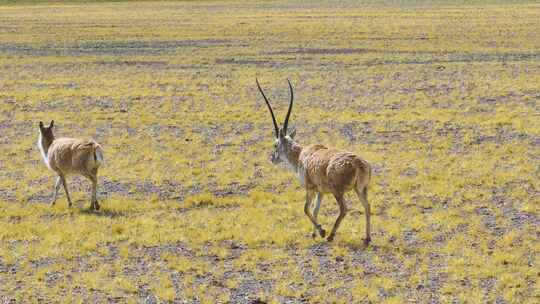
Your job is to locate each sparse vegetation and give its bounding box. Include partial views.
[0,0,539,302]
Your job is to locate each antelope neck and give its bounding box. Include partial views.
[39,134,54,156]
[284,139,303,171]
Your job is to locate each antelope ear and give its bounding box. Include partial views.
[288,128,297,139]
[49,120,54,128]
[39,121,44,129]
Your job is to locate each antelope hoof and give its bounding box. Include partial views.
[50,201,56,206]
[327,234,335,242]
[319,228,326,238]
[94,202,100,211]
[68,202,72,208]
[363,237,371,246]
[312,232,317,239]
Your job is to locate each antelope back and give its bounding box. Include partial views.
[48,138,101,175]
[299,145,369,195]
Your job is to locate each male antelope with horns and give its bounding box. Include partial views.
[256,79,372,244]
[38,120,104,210]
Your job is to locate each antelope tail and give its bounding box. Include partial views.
[94,144,104,165]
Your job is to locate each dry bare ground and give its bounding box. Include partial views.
[0,0,539,303]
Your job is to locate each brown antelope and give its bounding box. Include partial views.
[38,120,104,210]
[256,79,372,244]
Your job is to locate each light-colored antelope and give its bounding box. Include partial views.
[38,120,104,210]
[256,79,372,244]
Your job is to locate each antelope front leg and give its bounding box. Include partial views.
[304,191,326,238]
[312,193,324,238]
[50,176,61,205]
[60,175,73,207]
[327,194,347,242]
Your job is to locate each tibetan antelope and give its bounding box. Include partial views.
[256,79,372,244]
[38,120,104,210]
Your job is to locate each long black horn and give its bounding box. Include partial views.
[282,79,294,134]
[256,78,279,138]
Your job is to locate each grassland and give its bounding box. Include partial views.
[0,0,539,303]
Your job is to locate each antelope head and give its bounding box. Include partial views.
[38,120,55,149]
[256,78,297,164]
